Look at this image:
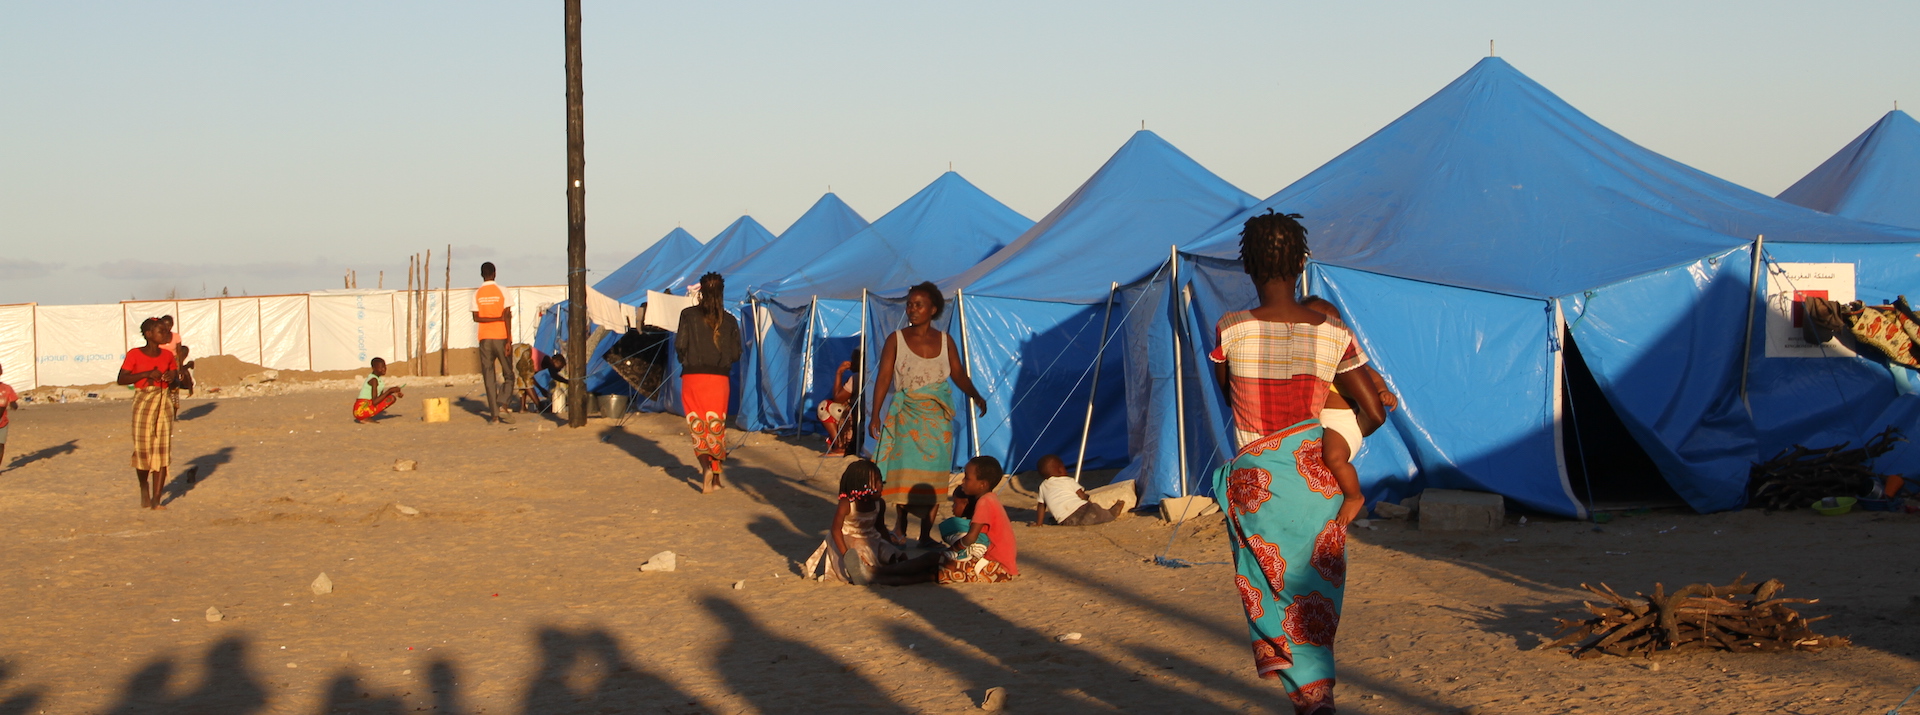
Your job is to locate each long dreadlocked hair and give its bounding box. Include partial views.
[698,272,726,345]
[1239,210,1310,285]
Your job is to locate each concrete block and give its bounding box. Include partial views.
[1160,495,1219,523]
[1417,489,1504,531]
[1085,480,1137,513]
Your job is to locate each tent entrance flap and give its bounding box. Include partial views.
[1561,328,1686,510]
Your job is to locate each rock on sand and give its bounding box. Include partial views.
[639,551,676,572]
[311,573,333,595]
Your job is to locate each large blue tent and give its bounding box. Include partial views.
[1760,110,1920,482]
[1130,57,1920,516]
[1778,110,1920,229]
[936,130,1256,475]
[627,216,777,303]
[593,227,701,300]
[727,193,871,431]
[756,171,1032,448]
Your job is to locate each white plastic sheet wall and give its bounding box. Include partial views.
[0,286,566,388]
[34,304,125,387]
[220,298,262,365]
[0,305,36,391]
[309,292,396,371]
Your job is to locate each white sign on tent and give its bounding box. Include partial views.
[1764,262,1857,359]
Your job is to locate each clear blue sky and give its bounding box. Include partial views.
[2,1,1914,305]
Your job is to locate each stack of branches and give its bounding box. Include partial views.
[1748,426,1905,511]
[1549,576,1848,659]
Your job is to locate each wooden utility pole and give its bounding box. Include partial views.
[563,0,589,427]
[441,243,451,376]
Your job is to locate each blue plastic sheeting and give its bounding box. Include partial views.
[930,131,1255,476]
[1747,241,1920,481]
[1183,58,1920,298]
[956,295,1131,474]
[1778,111,1920,230]
[1562,248,1757,513]
[943,131,1257,303]
[718,194,869,304]
[532,303,633,398]
[758,172,1031,303]
[594,228,701,300]
[737,299,811,432]
[625,216,777,303]
[1125,58,1920,516]
[725,194,869,431]
[1113,267,1233,504]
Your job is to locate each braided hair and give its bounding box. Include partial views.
[698,272,726,344]
[1239,210,1310,285]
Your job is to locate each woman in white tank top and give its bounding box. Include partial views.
[868,282,988,547]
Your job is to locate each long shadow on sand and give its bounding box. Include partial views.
[3,439,80,473]
[49,627,708,715]
[597,425,700,488]
[101,637,267,714]
[701,596,913,712]
[0,664,45,715]
[162,447,235,506]
[177,402,218,421]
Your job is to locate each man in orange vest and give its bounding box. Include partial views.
[472,262,514,424]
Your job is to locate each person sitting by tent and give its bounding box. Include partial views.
[817,347,862,456]
[512,343,540,413]
[353,358,404,423]
[936,456,1018,584]
[804,459,926,584]
[1032,454,1123,527]
[1300,296,1398,510]
[542,353,572,416]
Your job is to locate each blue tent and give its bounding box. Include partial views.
[727,193,871,431]
[1759,110,1920,483]
[756,171,1032,447]
[622,216,777,303]
[1778,110,1920,229]
[593,227,701,300]
[936,130,1256,475]
[1132,57,1920,516]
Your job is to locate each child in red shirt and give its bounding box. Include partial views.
[0,360,19,470]
[118,318,179,509]
[937,456,1018,583]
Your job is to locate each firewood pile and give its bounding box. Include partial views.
[1747,426,1905,511]
[1549,576,1848,659]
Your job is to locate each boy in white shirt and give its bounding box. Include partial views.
[1031,454,1122,527]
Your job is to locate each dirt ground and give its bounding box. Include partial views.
[2,382,1917,714]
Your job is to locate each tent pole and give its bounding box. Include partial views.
[1073,282,1118,484]
[957,289,981,460]
[858,289,870,456]
[1170,246,1190,499]
[750,297,767,427]
[801,296,817,428]
[1740,235,1764,414]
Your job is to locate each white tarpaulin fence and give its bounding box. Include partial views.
[0,286,565,389]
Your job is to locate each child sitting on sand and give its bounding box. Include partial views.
[805,460,930,585]
[353,357,405,423]
[937,456,1019,583]
[1032,454,1123,527]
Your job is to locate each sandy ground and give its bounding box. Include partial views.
[1,382,1918,714]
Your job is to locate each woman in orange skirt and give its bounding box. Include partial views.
[675,273,742,494]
